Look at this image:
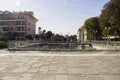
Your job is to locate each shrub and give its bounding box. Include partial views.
[0,41,8,49]
[0,36,8,42]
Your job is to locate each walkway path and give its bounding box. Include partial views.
[0,50,120,80]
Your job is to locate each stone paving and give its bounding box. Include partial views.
[0,50,120,80]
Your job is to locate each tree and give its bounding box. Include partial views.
[99,0,120,36]
[84,17,102,40]
[0,36,8,42]
[12,32,19,37]
[46,31,53,40]
[4,32,16,40]
[54,34,61,41]
[35,34,40,40]
[41,30,46,39]
[42,30,46,34]
[25,34,33,40]
[69,35,77,42]
[0,28,3,36]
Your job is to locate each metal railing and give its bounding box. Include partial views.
[90,40,120,50]
[8,40,120,51]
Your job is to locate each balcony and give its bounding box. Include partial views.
[0,19,26,22]
[15,25,26,27]
[16,31,26,32]
[0,25,9,27]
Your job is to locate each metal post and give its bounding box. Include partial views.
[105,27,111,48]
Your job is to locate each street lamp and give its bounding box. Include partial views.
[95,30,97,40]
[105,27,111,40]
[38,27,42,40]
[90,29,92,41]
[93,30,97,40]
[38,27,42,34]
[105,27,111,47]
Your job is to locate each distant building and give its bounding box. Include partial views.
[77,26,87,41]
[0,11,38,40]
[77,28,82,42]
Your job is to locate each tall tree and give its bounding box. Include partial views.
[84,17,102,40]
[99,0,120,36]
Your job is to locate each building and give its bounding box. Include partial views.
[77,26,87,42]
[0,11,38,40]
[77,28,82,42]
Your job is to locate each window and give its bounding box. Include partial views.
[0,16,2,20]
[17,27,20,31]
[3,27,9,31]
[11,28,13,31]
[28,22,30,25]
[21,21,26,25]
[28,28,30,31]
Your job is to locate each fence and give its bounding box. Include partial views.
[91,40,120,50]
[8,40,120,51]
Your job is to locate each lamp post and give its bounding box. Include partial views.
[105,27,111,40]
[105,27,111,46]
[38,27,42,40]
[92,30,97,40]
[38,27,41,34]
[95,30,97,40]
[90,29,92,41]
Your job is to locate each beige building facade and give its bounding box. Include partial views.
[77,26,87,42]
[0,11,38,40]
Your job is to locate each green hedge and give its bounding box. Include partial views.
[0,41,8,49]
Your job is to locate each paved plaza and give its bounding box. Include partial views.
[0,50,120,80]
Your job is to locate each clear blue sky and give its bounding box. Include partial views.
[0,0,109,35]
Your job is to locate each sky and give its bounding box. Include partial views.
[0,0,109,35]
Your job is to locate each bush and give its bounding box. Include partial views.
[0,41,8,49]
[0,36,8,42]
